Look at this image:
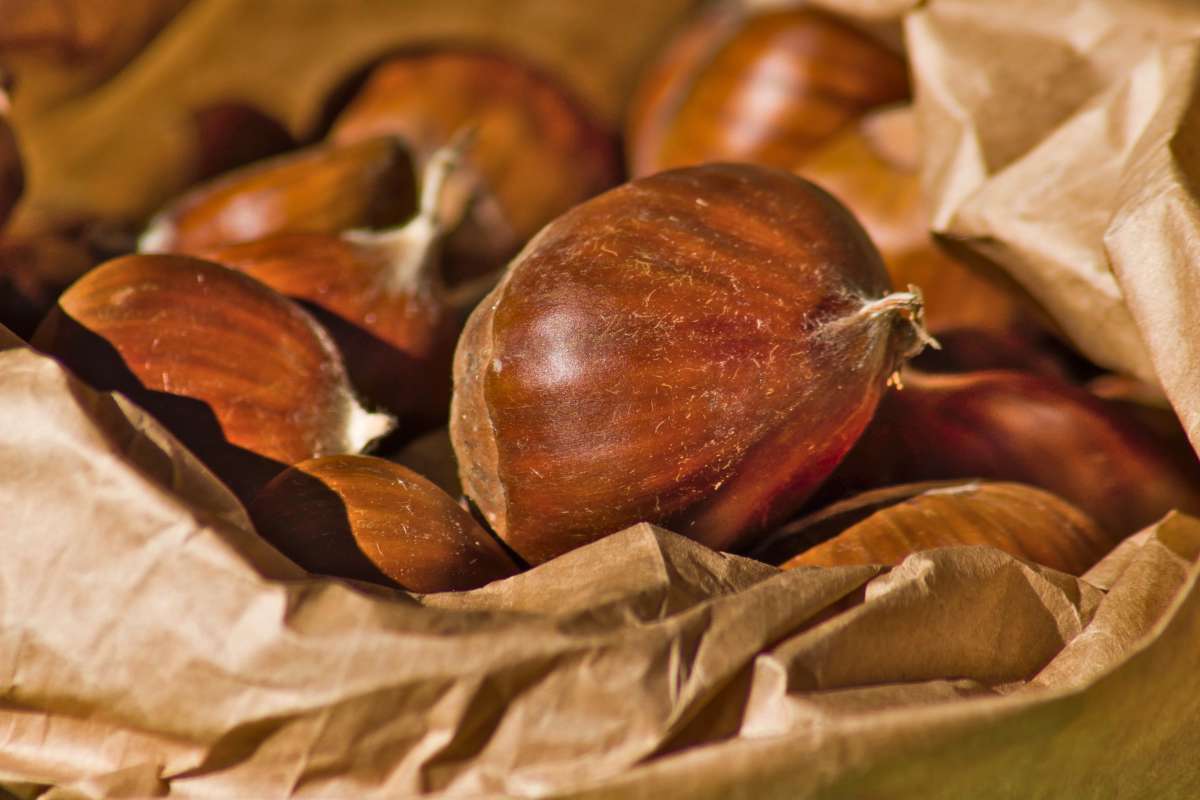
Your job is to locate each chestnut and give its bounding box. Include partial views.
[451,163,934,564]
[139,135,415,254]
[797,107,1030,334]
[816,369,1200,539]
[251,455,519,592]
[328,48,621,283]
[0,75,21,231]
[33,254,392,499]
[772,481,1112,576]
[626,6,909,177]
[194,134,480,435]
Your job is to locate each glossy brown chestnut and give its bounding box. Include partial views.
[626,6,909,177]
[328,48,621,282]
[817,369,1200,539]
[774,481,1112,576]
[798,107,1029,334]
[451,163,934,564]
[33,254,392,499]
[251,455,519,592]
[139,135,415,254]
[195,137,478,434]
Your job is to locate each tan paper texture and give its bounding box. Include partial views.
[906,0,1200,448]
[1,337,1199,797]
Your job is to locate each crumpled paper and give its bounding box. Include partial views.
[905,0,1200,451]
[1,334,1198,797]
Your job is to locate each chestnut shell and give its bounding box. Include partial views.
[452,163,927,563]
[626,7,909,177]
[33,254,390,499]
[251,455,519,592]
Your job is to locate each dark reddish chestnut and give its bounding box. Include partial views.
[139,135,415,254]
[817,369,1200,539]
[773,481,1112,576]
[33,254,392,499]
[626,6,909,177]
[797,106,1029,333]
[328,48,621,282]
[195,136,479,433]
[251,455,519,592]
[451,163,934,564]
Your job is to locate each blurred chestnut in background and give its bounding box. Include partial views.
[770,481,1112,576]
[797,106,1031,334]
[626,6,908,177]
[196,135,479,437]
[0,75,23,231]
[816,369,1200,540]
[328,48,621,284]
[251,455,519,592]
[0,0,190,109]
[452,162,934,564]
[189,102,297,183]
[139,135,415,254]
[33,255,392,500]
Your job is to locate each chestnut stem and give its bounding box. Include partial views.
[857,285,940,357]
[347,126,478,295]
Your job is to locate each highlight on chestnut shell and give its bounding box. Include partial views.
[451,162,935,565]
[815,369,1200,541]
[625,6,909,177]
[768,481,1113,576]
[250,455,520,593]
[195,132,479,435]
[328,47,621,282]
[32,254,393,500]
[138,135,416,254]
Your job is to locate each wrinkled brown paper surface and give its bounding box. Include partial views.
[2,342,1199,799]
[5,0,1200,796]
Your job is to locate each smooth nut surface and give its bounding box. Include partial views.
[33,254,390,497]
[251,455,519,592]
[452,162,929,563]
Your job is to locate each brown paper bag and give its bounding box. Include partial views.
[1,336,1198,797]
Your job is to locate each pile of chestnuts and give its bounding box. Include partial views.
[7,7,1200,593]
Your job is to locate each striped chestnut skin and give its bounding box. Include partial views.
[329,49,621,283]
[251,455,519,592]
[777,482,1113,576]
[815,369,1200,540]
[139,136,415,254]
[626,7,909,178]
[451,163,932,564]
[193,140,475,435]
[32,255,391,499]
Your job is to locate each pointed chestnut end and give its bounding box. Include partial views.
[251,455,520,592]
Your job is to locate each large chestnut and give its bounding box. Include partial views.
[451,163,934,564]
[139,135,415,254]
[251,455,519,592]
[626,6,909,177]
[328,48,621,283]
[817,369,1200,539]
[33,254,392,499]
[195,136,478,434]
